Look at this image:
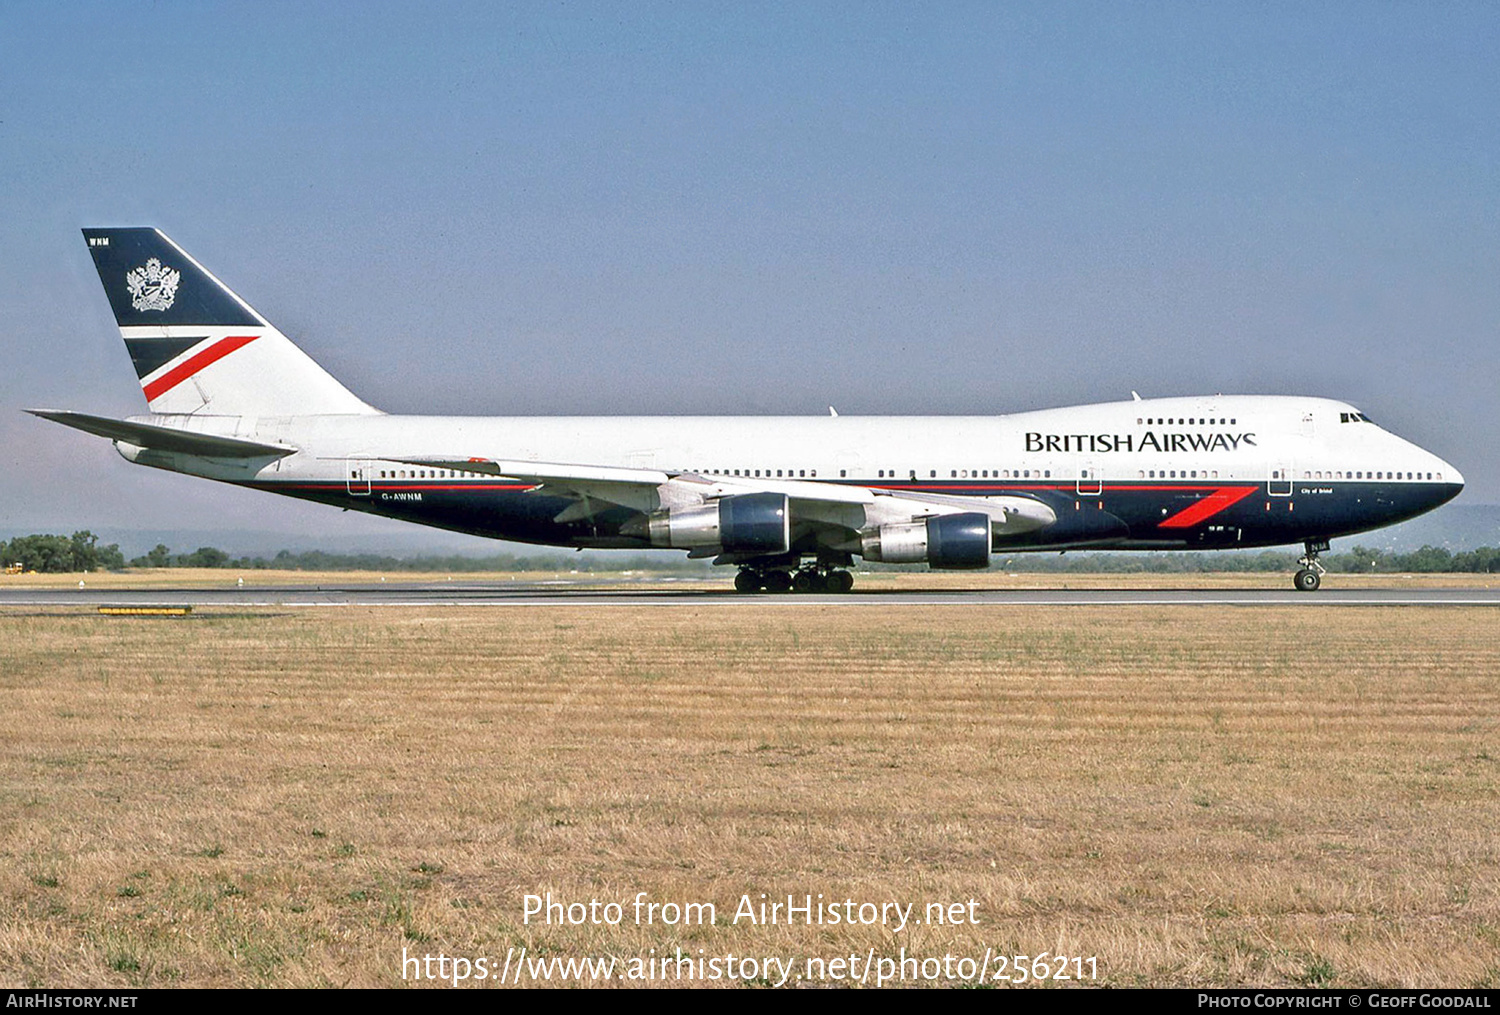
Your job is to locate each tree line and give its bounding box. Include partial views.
[3,532,1498,574]
[0,535,701,573]
[1,532,125,573]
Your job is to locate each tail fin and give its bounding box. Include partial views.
[82,228,378,416]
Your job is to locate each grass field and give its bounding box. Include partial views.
[1,590,1497,987]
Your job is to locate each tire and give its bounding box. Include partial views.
[763,570,793,593]
[1293,569,1321,592]
[734,570,761,593]
[827,570,854,594]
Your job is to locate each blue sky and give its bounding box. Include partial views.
[2,2,1496,546]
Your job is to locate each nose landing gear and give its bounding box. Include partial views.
[1294,540,1329,592]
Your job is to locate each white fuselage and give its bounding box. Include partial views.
[133,394,1459,494]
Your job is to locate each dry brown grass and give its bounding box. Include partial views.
[1,602,1497,988]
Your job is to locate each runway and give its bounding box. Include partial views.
[3,579,1499,607]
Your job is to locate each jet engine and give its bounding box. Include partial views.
[645,492,790,555]
[861,512,991,569]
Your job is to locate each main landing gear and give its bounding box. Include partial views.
[734,566,855,594]
[1294,540,1329,592]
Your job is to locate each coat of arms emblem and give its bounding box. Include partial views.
[125,258,181,312]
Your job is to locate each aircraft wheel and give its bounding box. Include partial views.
[1293,569,1321,592]
[734,570,761,593]
[763,570,793,594]
[793,570,830,593]
[827,570,854,594]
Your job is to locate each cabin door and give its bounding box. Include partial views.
[345,459,372,496]
[1076,462,1102,496]
[1267,464,1293,497]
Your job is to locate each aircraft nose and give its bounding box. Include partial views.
[1445,461,1465,489]
[1429,455,1464,511]
[1433,453,1464,490]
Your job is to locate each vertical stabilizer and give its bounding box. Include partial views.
[82,228,378,416]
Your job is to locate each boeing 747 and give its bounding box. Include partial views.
[31,228,1464,592]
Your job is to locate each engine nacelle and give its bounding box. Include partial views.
[861,512,991,569]
[646,492,790,555]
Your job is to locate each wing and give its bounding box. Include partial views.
[388,455,1057,561]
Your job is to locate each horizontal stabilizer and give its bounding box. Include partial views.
[27,409,296,458]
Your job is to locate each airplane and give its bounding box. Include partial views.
[31,228,1463,593]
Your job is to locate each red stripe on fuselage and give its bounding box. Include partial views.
[142,335,259,402]
[1157,486,1257,529]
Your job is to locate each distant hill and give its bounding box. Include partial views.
[1360,503,1500,553]
[28,526,507,560]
